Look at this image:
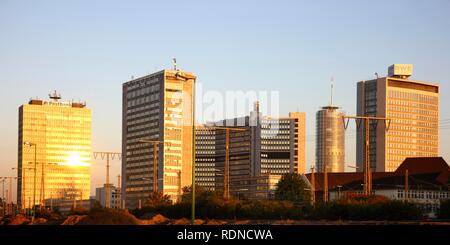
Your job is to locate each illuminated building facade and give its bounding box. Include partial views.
[122,69,195,208]
[357,64,439,172]
[315,106,345,173]
[17,93,92,209]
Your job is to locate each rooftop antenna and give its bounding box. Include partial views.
[49,90,61,101]
[173,58,177,71]
[330,76,334,106]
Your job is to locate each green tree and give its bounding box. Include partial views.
[275,173,310,203]
[144,191,173,207]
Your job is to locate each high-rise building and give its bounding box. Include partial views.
[18,92,91,209]
[356,64,439,172]
[194,124,218,191]
[315,105,345,173]
[195,103,306,198]
[122,69,195,208]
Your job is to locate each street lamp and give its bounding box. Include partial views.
[23,141,37,221]
[173,69,197,225]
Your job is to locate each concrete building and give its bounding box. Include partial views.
[315,105,345,173]
[122,69,195,208]
[357,64,439,172]
[195,103,306,199]
[18,92,91,210]
[95,184,121,208]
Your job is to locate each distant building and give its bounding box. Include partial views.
[356,64,439,172]
[122,69,195,208]
[18,92,91,210]
[195,102,306,199]
[305,157,450,217]
[95,184,121,209]
[44,197,95,214]
[315,105,345,173]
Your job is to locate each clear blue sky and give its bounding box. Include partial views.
[1,0,449,197]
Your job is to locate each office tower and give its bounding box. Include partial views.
[195,103,306,198]
[18,92,91,209]
[315,103,345,173]
[122,69,195,207]
[195,125,217,191]
[356,64,439,172]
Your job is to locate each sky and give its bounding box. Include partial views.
[0,0,449,198]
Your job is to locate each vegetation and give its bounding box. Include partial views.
[275,173,310,203]
[132,181,425,221]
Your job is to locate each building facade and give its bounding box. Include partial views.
[122,69,195,208]
[18,93,91,209]
[195,104,306,199]
[356,64,439,172]
[95,184,121,208]
[315,106,345,173]
[194,125,217,191]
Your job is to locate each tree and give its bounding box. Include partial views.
[144,191,172,207]
[275,173,310,203]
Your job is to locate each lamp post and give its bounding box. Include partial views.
[24,141,37,221]
[1,178,5,216]
[173,69,197,225]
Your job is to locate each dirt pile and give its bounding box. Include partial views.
[61,215,88,225]
[8,214,30,225]
[139,214,169,225]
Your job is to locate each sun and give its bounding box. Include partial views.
[62,153,90,167]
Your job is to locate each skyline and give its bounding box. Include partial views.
[1,0,450,197]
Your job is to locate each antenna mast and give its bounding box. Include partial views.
[330,77,334,106]
[173,58,177,71]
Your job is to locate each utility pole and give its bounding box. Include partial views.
[23,141,37,220]
[138,140,164,193]
[203,126,246,199]
[405,169,409,201]
[177,170,182,202]
[310,167,315,205]
[40,162,44,210]
[117,174,121,209]
[9,177,12,215]
[93,152,122,208]
[0,177,17,216]
[343,116,391,196]
[323,159,328,202]
[1,178,5,216]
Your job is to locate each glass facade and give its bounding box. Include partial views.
[315,106,345,173]
[18,99,91,209]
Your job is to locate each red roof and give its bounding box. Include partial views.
[306,157,450,191]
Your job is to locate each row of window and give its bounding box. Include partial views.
[126,84,160,99]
